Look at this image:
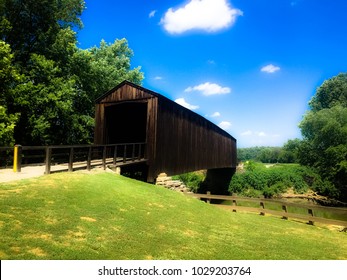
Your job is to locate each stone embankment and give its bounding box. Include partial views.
[155,173,190,193]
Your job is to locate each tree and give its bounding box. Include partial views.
[12,53,94,145]
[309,73,347,112]
[278,138,301,163]
[0,40,20,145]
[256,147,281,163]
[0,105,19,146]
[299,73,347,201]
[70,39,144,116]
[1,1,144,145]
[0,0,85,65]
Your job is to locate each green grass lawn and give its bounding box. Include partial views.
[0,171,346,260]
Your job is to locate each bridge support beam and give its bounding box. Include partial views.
[199,167,236,195]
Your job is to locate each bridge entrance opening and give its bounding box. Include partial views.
[105,102,147,144]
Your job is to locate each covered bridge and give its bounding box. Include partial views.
[94,81,237,191]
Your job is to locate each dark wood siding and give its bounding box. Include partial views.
[94,83,155,145]
[94,82,159,181]
[97,83,154,103]
[145,97,158,181]
[94,103,105,144]
[154,98,236,177]
[94,81,237,182]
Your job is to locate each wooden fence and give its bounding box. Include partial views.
[188,192,347,228]
[2,143,146,174]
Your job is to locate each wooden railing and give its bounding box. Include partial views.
[4,143,146,174]
[187,192,347,228]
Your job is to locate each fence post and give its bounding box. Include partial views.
[282,205,288,220]
[13,145,22,172]
[260,201,265,216]
[232,199,237,212]
[123,145,127,163]
[206,191,211,204]
[68,147,74,172]
[138,143,142,160]
[132,144,135,161]
[102,146,107,170]
[113,145,117,165]
[308,209,314,225]
[45,147,52,174]
[87,146,92,171]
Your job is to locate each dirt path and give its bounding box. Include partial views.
[0,164,116,183]
[0,166,46,183]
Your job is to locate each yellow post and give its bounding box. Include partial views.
[13,145,22,172]
[13,146,18,172]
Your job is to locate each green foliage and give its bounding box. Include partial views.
[0,105,19,146]
[12,54,94,144]
[237,143,300,164]
[278,138,301,163]
[0,0,85,64]
[299,72,347,201]
[263,182,287,198]
[0,1,144,145]
[229,164,321,198]
[70,39,144,115]
[309,73,347,112]
[0,40,20,145]
[237,146,267,162]
[244,160,265,171]
[176,171,205,192]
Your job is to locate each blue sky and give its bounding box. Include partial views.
[77,0,347,147]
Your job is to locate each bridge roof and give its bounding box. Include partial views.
[95,80,236,141]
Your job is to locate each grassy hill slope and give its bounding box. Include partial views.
[0,171,346,260]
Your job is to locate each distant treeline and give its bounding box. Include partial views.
[237,139,301,163]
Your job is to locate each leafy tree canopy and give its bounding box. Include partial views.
[237,143,300,164]
[0,0,84,64]
[309,73,347,112]
[0,0,144,146]
[299,73,347,201]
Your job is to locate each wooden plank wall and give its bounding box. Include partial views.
[94,83,154,145]
[145,97,158,182]
[94,104,105,144]
[155,98,237,177]
[94,81,237,181]
[98,83,154,103]
[94,83,159,182]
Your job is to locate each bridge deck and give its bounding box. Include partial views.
[0,156,148,183]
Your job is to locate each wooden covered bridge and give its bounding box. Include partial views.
[94,81,237,193]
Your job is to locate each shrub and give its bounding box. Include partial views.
[241,188,263,198]
[229,163,324,198]
[228,173,247,194]
[176,172,205,193]
[263,182,287,198]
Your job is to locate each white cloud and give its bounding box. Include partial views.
[175,98,199,110]
[241,130,280,138]
[185,82,231,96]
[261,64,280,73]
[218,121,232,130]
[241,130,252,136]
[211,112,221,117]
[161,0,243,34]
[154,76,163,80]
[149,10,157,18]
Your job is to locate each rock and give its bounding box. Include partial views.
[155,173,190,192]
